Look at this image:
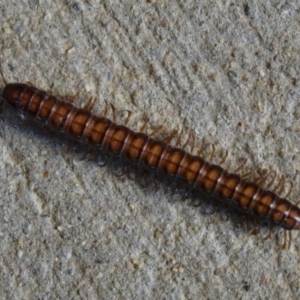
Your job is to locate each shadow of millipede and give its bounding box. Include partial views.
[1,104,283,241]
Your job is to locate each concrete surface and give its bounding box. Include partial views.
[1,1,300,299]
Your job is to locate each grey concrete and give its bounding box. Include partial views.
[1,1,300,299]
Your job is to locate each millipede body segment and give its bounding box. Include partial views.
[2,83,300,230]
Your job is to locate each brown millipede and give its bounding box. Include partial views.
[1,81,300,246]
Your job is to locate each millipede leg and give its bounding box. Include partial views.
[110,103,116,122]
[255,170,271,186]
[262,227,272,240]
[124,110,132,126]
[281,230,291,250]
[66,139,75,154]
[281,230,292,250]
[191,198,201,207]
[79,149,91,161]
[245,216,250,232]
[222,206,230,222]
[127,162,142,182]
[273,175,285,194]
[181,191,190,201]
[180,182,194,202]
[218,149,228,166]
[190,132,195,154]
[197,138,205,156]
[208,202,217,215]
[65,91,80,104]
[154,178,160,192]
[113,159,128,178]
[218,208,227,222]
[249,225,259,235]
[241,166,259,179]
[25,81,34,86]
[233,158,247,174]
[139,118,149,132]
[282,230,287,249]
[163,130,177,144]
[149,125,163,137]
[265,171,276,189]
[182,131,191,150]
[83,96,97,111]
[284,181,293,199]
[288,230,292,249]
[209,144,216,162]
[134,164,142,182]
[97,152,109,167]
[175,127,184,147]
[103,100,109,117]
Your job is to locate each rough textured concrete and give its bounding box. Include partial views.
[1,1,300,299]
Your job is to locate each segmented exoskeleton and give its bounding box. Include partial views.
[1,82,300,237]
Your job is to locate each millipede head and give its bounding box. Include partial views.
[1,83,28,108]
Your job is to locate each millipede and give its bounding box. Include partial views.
[1,78,300,248]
